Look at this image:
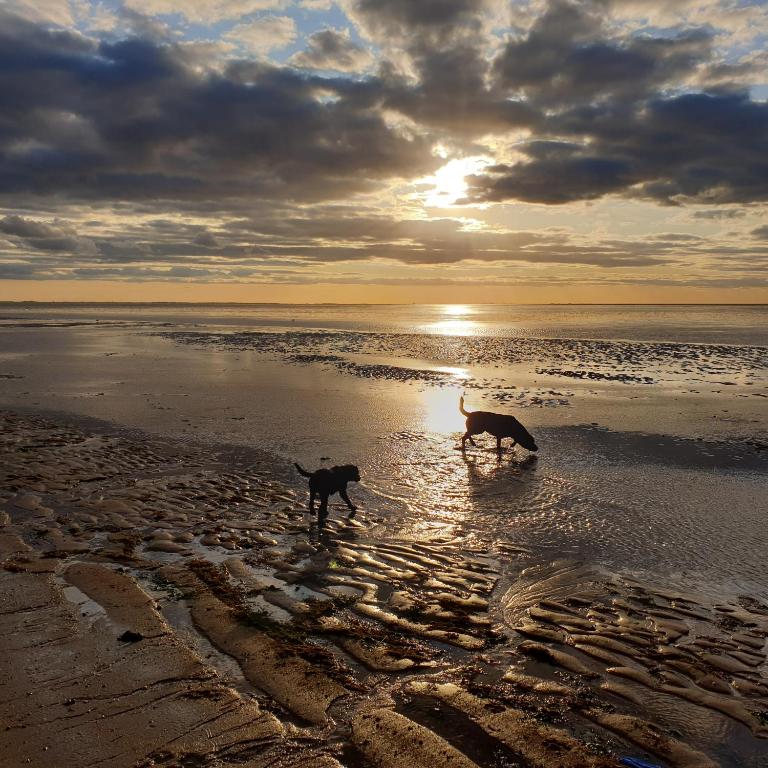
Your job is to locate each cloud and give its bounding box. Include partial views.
[0,215,69,240]
[0,205,710,273]
[493,0,713,106]
[3,0,74,26]
[342,0,488,43]
[607,0,768,46]
[752,225,768,240]
[122,0,291,24]
[692,208,746,220]
[193,230,221,248]
[290,28,373,72]
[0,9,435,207]
[699,51,768,90]
[5,200,767,288]
[224,15,297,54]
[466,91,768,205]
[0,214,96,254]
[376,42,540,137]
[466,143,633,204]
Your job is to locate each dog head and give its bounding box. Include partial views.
[333,464,361,482]
[518,431,538,452]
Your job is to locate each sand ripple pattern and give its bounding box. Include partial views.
[2,411,768,768]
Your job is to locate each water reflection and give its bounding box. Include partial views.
[421,386,466,434]
[363,383,542,544]
[461,451,539,503]
[427,304,480,336]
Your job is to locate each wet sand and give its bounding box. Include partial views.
[2,410,768,767]
[1,316,766,598]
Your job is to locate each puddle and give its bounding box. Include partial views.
[59,580,109,625]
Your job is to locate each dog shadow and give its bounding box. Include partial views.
[308,512,361,546]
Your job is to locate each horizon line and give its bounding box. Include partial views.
[0,301,766,307]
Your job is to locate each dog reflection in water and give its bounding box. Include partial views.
[295,463,360,526]
[459,396,539,454]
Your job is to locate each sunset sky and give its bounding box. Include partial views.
[0,0,766,303]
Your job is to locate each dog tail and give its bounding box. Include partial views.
[459,395,471,416]
[294,463,311,477]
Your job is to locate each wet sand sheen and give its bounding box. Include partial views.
[1,410,767,767]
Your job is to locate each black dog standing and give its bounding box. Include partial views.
[459,396,538,454]
[295,463,360,526]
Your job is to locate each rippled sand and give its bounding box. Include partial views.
[2,410,767,768]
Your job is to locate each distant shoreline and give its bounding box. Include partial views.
[1,301,766,307]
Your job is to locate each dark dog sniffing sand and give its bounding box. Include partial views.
[295,463,360,525]
[460,396,538,453]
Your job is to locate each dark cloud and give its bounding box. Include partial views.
[466,143,632,204]
[0,9,435,206]
[378,42,539,136]
[468,92,768,205]
[0,214,96,253]
[290,28,373,72]
[493,1,712,105]
[0,215,67,240]
[455,1,768,205]
[336,0,540,138]
[752,226,768,240]
[0,262,37,279]
[193,231,221,248]
[343,0,486,42]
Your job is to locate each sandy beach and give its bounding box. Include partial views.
[1,304,768,767]
[2,409,768,768]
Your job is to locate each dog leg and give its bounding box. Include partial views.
[496,436,503,452]
[462,431,477,449]
[318,494,329,526]
[309,490,316,515]
[340,489,356,517]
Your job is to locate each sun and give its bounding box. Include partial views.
[422,156,491,207]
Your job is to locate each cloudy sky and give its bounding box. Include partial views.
[0,0,766,302]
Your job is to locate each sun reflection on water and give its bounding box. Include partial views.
[428,304,480,336]
[421,385,466,436]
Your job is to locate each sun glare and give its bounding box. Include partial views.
[422,386,467,435]
[443,304,473,317]
[422,156,491,207]
[428,304,480,336]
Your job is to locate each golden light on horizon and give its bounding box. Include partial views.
[428,304,480,336]
[443,304,474,316]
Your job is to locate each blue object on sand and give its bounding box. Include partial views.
[620,758,664,768]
